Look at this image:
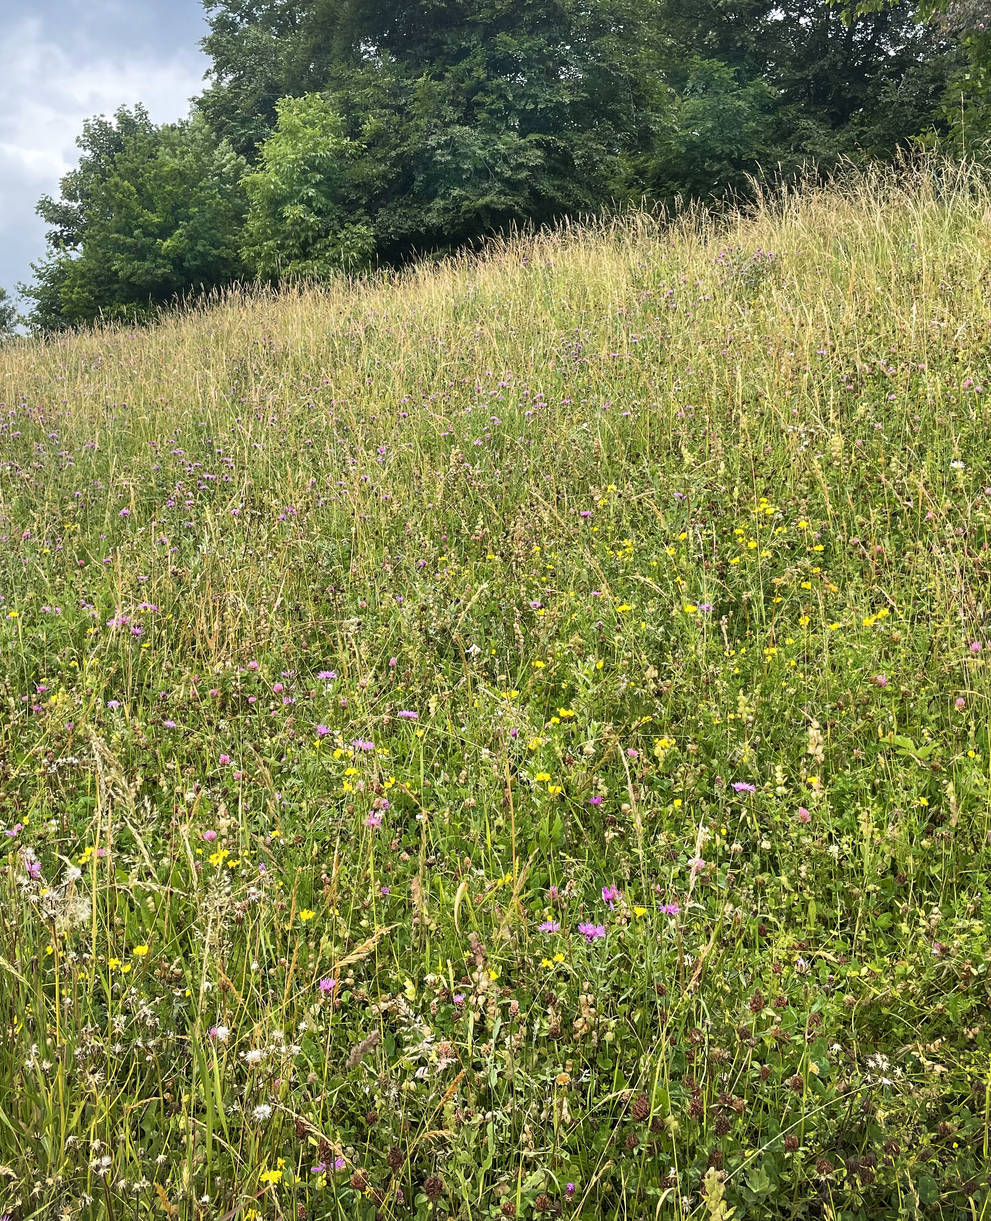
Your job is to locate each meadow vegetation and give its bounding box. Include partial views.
[1,162,990,1220]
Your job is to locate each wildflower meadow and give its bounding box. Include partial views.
[1,163,990,1220]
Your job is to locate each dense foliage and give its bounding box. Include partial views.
[13,0,982,328]
[2,165,991,1218]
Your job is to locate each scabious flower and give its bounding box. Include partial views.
[732,781,756,793]
[538,920,561,932]
[317,670,337,680]
[397,710,418,719]
[578,921,606,941]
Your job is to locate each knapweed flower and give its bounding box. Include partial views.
[659,903,681,916]
[397,709,418,719]
[732,781,756,793]
[315,724,331,736]
[602,885,620,908]
[352,738,374,752]
[578,921,606,941]
[538,920,561,932]
[318,977,337,993]
[317,670,337,680]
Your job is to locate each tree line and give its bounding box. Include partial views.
[8,0,988,333]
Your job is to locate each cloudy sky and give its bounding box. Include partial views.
[0,0,209,307]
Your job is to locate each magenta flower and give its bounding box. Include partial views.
[797,806,811,824]
[578,921,607,941]
[202,829,218,842]
[688,857,706,872]
[352,738,374,752]
[602,885,620,908]
[538,920,561,932]
[318,977,337,993]
[219,753,231,766]
[589,795,603,806]
[659,903,681,916]
[732,781,755,793]
[364,812,383,828]
[315,724,330,736]
[317,670,337,680]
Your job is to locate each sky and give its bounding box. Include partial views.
[0,0,210,309]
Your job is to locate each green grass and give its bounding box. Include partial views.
[1,159,990,1221]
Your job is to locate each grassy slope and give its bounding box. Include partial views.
[1,163,990,1220]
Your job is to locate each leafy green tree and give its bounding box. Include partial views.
[656,0,955,167]
[0,287,18,337]
[23,108,247,332]
[241,93,376,278]
[199,0,663,259]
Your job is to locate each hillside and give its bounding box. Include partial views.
[1,163,990,1219]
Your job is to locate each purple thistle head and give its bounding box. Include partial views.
[578,921,606,941]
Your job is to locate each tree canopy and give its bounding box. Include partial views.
[19,0,977,330]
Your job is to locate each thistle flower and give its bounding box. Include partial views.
[578,921,606,941]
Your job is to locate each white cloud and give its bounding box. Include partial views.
[0,14,207,293]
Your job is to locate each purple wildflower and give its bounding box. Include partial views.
[732,781,756,793]
[602,885,620,908]
[538,920,561,932]
[578,921,606,941]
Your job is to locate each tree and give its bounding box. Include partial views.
[654,0,955,170]
[23,108,248,331]
[198,0,663,259]
[0,287,18,338]
[241,93,376,278]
